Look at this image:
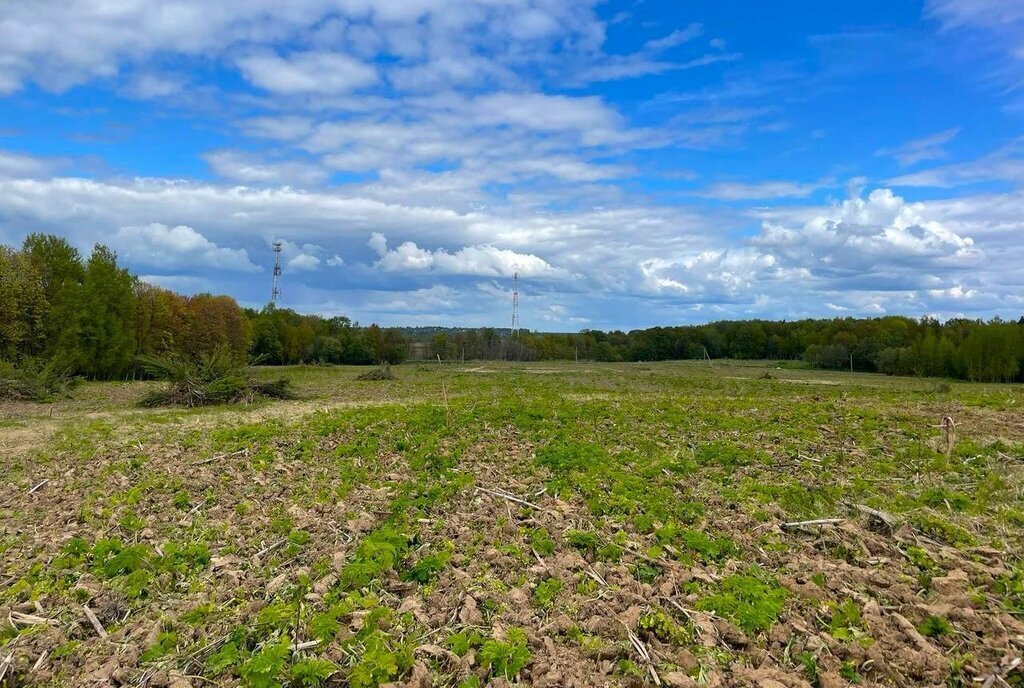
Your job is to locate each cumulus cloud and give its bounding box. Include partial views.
[0,173,1021,326]
[287,253,321,271]
[370,235,568,278]
[753,189,978,277]
[113,223,260,272]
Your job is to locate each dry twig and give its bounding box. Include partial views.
[83,605,108,639]
[474,486,548,512]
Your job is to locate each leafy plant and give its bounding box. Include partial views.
[529,528,556,556]
[479,627,532,680]
[290,658,337,687]
[638,609,690,645]
[697,568,786,634]
[533,577,563,608]
[828,600,870,644]
[238,635,290,688]
[565,530,599,555]
[918,614,952,638]
[340,526,411,589]
[401,550,450,584]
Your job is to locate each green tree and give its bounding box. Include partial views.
[60,245,136,378]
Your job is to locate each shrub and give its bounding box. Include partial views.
[356,362,396,381]
[139,350,294,407]
[0,358,77,401]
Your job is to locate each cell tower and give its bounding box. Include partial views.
[510,271,520,337]
[271,241,282,304]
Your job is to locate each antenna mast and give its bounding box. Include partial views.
[511,271,520,337]
[271,241,282,304]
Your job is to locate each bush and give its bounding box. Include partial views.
[356,362,397,381]
[139,350,294,407]
[0,358,78,401]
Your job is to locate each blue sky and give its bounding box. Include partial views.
[1,0,1022,330]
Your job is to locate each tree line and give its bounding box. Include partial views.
[2,234,1021,383]
[0,234,407,378]
[406,316,1024,383]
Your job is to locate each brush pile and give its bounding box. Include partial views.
[139,350,294,407]
[0,359,78,402]
[356,362,397,381]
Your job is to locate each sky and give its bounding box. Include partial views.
[0,0,1022,331]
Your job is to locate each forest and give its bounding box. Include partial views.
[1,234,1022,383]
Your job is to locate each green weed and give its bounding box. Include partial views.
[697,568,786,634]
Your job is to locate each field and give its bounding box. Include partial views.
[2,361,1023,688]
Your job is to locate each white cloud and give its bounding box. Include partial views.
[888,139,1024,186]
[875,128,960,167]
[0,0,607,94]
[287,253,321,271]
[1,174,1022,325]
[696,179,826,200]
[114,223,260,272]
[367,232,389,257]
[204,150,328,187]
[236,51,377,95]
[326,255,345,267]
[644,24,703,51]
[0,150,62,179]
[371,236,568,278]
[751,189,980,294]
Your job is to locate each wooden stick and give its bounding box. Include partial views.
[27,479,49,495]
[10,611,55,627]
[83,605,108,639]
[853,504,898,532]
[474,486,547,511]
[624,626,661,686]
[254,539,286,558]
[0,654,12,683]
[781,518,844,531]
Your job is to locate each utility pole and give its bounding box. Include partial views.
[271,241,282,304]
[510,271,520,337]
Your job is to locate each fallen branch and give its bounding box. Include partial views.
[0,652,12,684]
[83,605,108,639]
[980,656,1021,688]
[781,518,844,531]
[585,565,607,587]
[191,448,248,466]
[474,486,548,512]
[9,611,56,627]
[31,650,48,673]
[853,504,898,533]
[254,539,286,558]
[623,625,661,686]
